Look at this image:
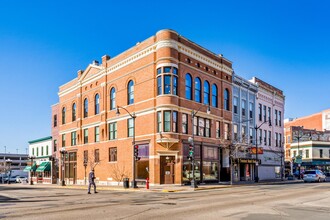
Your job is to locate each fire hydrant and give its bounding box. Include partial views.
[146,177,149,190]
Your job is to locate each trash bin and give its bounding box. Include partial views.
[123,178,129,189]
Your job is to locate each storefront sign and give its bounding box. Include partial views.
[237,158,261,164]
[250,147,264,154]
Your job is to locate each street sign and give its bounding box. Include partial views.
[295,155,302,164]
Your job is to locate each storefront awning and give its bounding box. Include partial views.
[36,162,51,172]
[23,163,37,172]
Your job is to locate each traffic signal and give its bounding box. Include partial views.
[134,145,139,160]
[189,144,193,157]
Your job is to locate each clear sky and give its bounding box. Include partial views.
[1,0,330,154]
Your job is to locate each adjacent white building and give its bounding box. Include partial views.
[250,77,285,180]
[28,136,54,184]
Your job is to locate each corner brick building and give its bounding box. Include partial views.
[53,29,234,186]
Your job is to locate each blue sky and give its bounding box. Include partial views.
[1,0,330,153]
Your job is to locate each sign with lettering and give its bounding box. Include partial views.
[250,147,264,154]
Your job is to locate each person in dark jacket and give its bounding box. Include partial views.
[88,169,98,194]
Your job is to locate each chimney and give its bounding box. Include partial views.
[92,60,99,66]
[77,70,84,78]
[102,55,110,67]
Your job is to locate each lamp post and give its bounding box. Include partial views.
[254,120,271,182]
[29,155,36,185]
[190,104,210,188]
[293,128,304,180]
[6,159,12,184]
[83,159,88,185]
[60,148,67,186]
[116,106,137,188]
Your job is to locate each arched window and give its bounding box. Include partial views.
[84,98,88,118]
[224,89,230,111]
[212,84,218,107]
[203,80,210,105]
[195,77,201,103]
[110,88,116,110]
[62,107,66,124]
[185,73,192,100]
[128,80,134,105]
[72,103,76,121]
[95,94,100,115]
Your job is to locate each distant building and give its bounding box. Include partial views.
[284,108,330,162]
[287,126,330,174]
[0,153,28,173]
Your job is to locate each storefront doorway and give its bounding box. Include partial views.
[160,156,175,184]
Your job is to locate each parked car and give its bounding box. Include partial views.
[294,170,304,179]
[303,170,326,183]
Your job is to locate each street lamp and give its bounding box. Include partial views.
[292,127,310,180]
[28,155,36,185]
[190,104,211,188]
[83,159,88,185]
[60,148,67,186]
[254,120,271,182]
[6,159,12,184]
[116,106,138,188]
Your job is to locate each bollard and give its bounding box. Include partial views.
[146,177,149,190]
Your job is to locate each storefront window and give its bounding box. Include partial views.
[202,161,218,181]
[136,144,149,180]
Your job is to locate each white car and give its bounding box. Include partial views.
[303,170,326,183]
[16,176,28,183]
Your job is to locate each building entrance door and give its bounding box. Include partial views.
[160,156,175,184]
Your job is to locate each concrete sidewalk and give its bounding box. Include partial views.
[9,178,304,193]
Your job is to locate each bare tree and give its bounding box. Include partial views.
[109,163,131,185]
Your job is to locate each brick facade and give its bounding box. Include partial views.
[54,30,233,185]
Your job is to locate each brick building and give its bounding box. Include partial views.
[53,29,233,186]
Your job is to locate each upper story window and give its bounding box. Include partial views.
[182,113,188,134]
[127,118,134,137]
[53,114,57,127]
[249,102,253,119]
[211,84,218,107]
[242,100,246,116]
[258,104,262,121]
[224,89,230,111]
[84,98,88,118]
[268,107,271,123]
[95,126,100,142]
[128,80,134,105]
[203,80,210,105]
[95,94,100,115]
[279,111,282,126]
[156,66,178,96]
[110,88,116,110]
[320,149,323,158]
[62,107,66,124]
[263,105,267,122]
[72,103,76,122]
[233,97,238,114]
[185,74,192,100]
[157,110,178,133]
[195,77,201,103]
[275,109,278,125]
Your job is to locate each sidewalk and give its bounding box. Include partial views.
[12,178,304,193]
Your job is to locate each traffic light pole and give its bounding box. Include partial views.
[116,106,138,188]
[190,110,197,188]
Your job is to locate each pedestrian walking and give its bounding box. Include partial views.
[88,169,98,194]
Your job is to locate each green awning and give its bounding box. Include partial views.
[23,163,37,172]
[36,162,51,172]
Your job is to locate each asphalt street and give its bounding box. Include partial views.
[0,181,329,220]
